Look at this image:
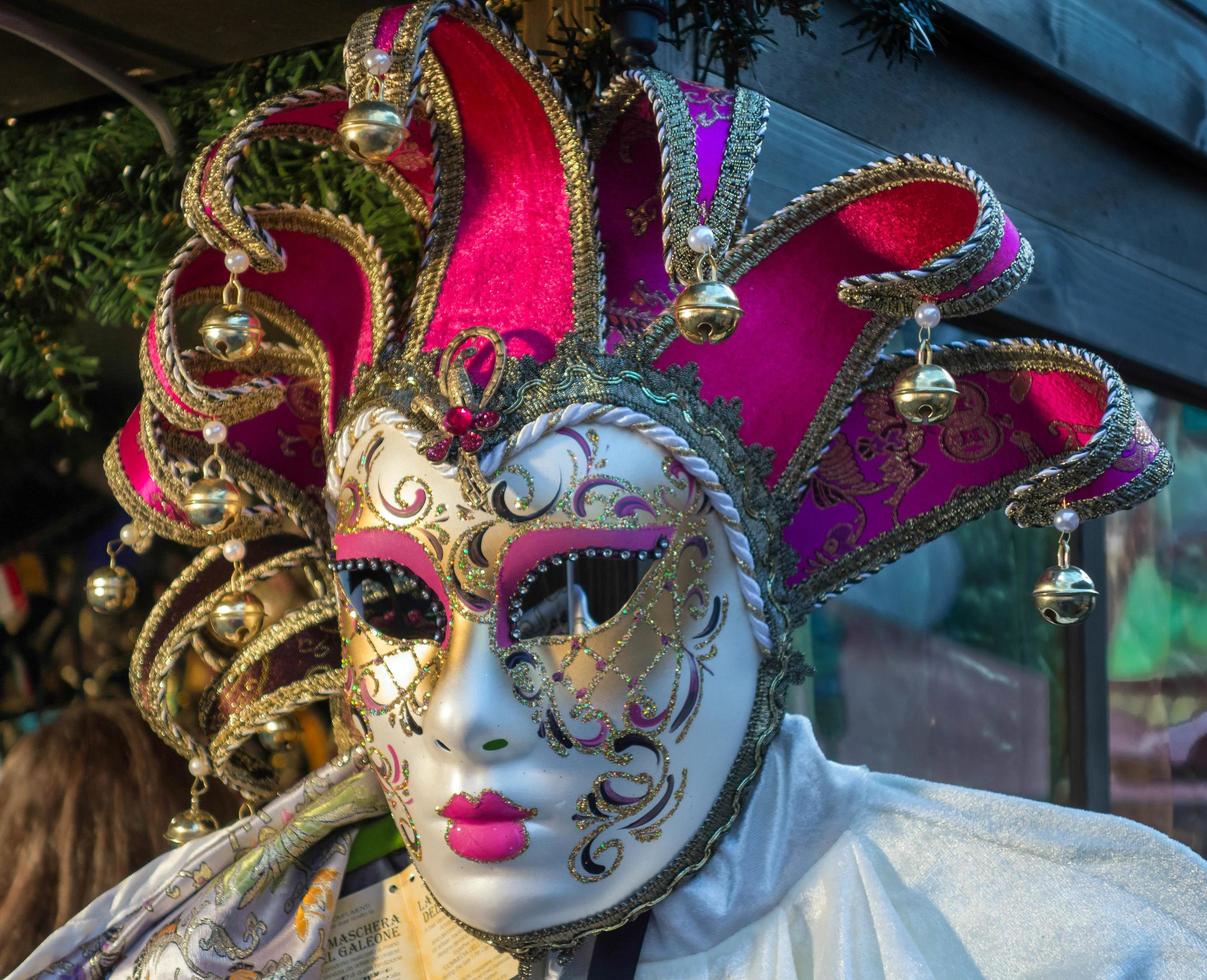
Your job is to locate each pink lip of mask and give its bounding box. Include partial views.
[438,790,538,863]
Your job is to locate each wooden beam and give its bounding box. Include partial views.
[748,98,1207,390]
[939,0,1207,159]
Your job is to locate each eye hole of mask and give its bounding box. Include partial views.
[335,559,447,643]
[508,538,668,641]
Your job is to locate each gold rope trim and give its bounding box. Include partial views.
[402,55,462,354]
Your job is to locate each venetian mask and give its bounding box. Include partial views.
[107,0,1171,966]
[333,410,761,932]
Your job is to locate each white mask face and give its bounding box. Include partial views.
[332,412,760,935]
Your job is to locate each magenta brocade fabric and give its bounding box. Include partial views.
[598,98,669,345]
[786,368,1107,585]
[657,181,980,483]
[683,81,735,205]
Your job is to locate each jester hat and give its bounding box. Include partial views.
[103,0,1171,956]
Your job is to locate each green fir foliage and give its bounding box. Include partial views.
[0,2,941,432]
[0,43,420,432]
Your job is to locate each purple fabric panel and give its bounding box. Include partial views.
[597,99,675,345]
[678,80,734,207]
[1069,416,1162,501]
[939,215,1021,300]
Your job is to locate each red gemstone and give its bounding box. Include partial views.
[425,438,452,462]
[460,431,484,453]
[443,406,474,435]
[474,410,501,431]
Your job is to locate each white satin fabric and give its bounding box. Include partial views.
[634,714,1207,979]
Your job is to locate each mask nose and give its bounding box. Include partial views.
[425,611,533,764]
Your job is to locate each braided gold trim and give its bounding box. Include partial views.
[639,70,703,286]
[710,85,768,254]
[183,84,426,272]
[131,543,322,763]
[403,55,462,353]
[148,207,395,429]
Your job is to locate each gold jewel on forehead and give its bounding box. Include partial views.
[410,326,508,506]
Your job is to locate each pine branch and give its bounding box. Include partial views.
[0,5,943,434]
[0,44,420,433]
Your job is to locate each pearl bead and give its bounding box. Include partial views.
[687,224,717,254]
[188,755,211,777]
[913,301,942,330]
[119,522,141,546]
[202,420,227,445]
[224,249,250,275]
[362,47,393,76]
[222,538,246,563]
[1053,507,1081,533]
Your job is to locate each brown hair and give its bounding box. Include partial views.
[0,698,193,974]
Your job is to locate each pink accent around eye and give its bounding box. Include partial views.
[496,525,675,645]
[334,529,449,615]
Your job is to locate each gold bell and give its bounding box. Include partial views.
[163,804,220,846]
[674,280,743,344]
[673,250,742,344]
[200,302,263,362]
[201,251,262,361]
[201,305,262,361]
[184,477,243,533]
[166,766,220,846]
[208,589,265,645]
[675,242,738,342]
[1033,533,1098,625]
[892,344,959,425]
[85,564,137,614]
[339,101,407,162]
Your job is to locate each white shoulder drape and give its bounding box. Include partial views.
[637,715,1207,979]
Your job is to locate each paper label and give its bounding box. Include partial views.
[323,868,517,980]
